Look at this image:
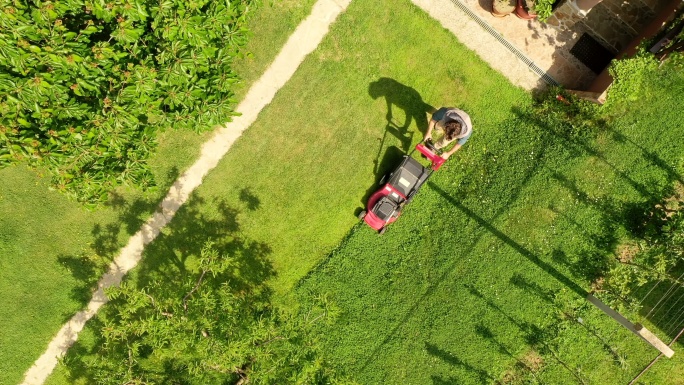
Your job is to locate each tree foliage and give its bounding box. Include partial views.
[80,241,349,385]
[0,0,254,203]
[603,195,684,310]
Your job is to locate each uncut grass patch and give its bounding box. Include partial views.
[291,2,684,385]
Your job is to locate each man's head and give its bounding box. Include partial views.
[444,120,463,141]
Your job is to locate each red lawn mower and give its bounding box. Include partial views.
[358,140,446,234]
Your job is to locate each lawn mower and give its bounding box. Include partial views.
[358,140,445,234]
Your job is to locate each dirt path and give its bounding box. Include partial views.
[19,1,352,384]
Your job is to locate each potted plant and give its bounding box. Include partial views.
[492,0,516,17]
[534,0,557,21]
[515,0,537,20]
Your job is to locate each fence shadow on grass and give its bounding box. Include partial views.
[511,107,662,203]
[429,182,587,298]
[354,134,547,372]
[465,284,587,384]
[473,323,545,381]
[509,273,623,363]
[549,170,659,239]
[425,342,494,385]
[600,121,684,187]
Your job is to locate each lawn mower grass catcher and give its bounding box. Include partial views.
[358,140,445,234]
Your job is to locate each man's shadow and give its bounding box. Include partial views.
[368,77,435,155]
[360,78,435,207]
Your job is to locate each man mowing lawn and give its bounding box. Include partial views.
[424,106,473,159]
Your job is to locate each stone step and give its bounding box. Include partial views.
[639,0,669,12]
[601,0,657,32]
[581,1,639,52]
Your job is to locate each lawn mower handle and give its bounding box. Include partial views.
[416,140,446,171]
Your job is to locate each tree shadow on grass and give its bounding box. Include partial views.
[134,193,271,291]
[92,166,184,257]
[59,194,274,383]
[239,187,261,211]
[57,168,181,309]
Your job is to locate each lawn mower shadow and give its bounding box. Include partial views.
[358,145,405,209]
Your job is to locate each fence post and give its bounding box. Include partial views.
[586,294,675,358]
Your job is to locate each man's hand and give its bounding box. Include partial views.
[441,143,461,160]
[424,119,436,142]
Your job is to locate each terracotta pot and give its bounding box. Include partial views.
[515,0,538,19]
[492,0,516,17]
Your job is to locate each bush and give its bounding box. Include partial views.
[0,0,254,203]
[607,52,660,104]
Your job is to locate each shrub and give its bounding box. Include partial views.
[0,0,254,203]
[607,52,660,104]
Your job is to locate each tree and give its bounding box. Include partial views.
[0,0,254,203]
[78,241,348,384]
[603,197,684,313]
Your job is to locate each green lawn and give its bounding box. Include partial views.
[0,128,208,385]
[289,1,684,382]
[2,1,322,384]
[9,0,684,384]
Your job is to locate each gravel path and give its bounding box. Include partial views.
[19,1,352,383]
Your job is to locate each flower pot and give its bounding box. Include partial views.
[492,0,516,17]
[515,0,538,19]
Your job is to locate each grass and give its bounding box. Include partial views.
[39,1,318,384]
[0,128,208,385]
[3,1,320,384]
[8,0,684,384]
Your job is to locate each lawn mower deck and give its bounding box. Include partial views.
[358,141,444,234]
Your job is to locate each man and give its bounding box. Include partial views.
[423,107,472,160]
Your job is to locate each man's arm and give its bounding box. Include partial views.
[441,143,462,159]
[424,119,436,141]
